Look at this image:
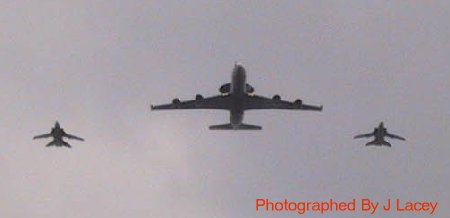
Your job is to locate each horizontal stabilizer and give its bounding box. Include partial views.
[381,141,392,147]
[366,141,391,147]
[209,123,262,130]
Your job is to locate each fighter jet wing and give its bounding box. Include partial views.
[243,94,323,111]
[386,133,406,141]
[151,95,231,110]
[33,133,52,139]
[353,133,374,139]
[64,133,84,141]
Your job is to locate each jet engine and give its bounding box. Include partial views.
[172,98,181,104]
[219,83,231,94]
[245,84,254,93]
[272,95,281,100]
[195,94,203,100]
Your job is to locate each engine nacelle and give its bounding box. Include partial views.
[219,83,231,94]
[294,99,302,105]
[172,98,180,104]
[246,84,254,93]
[272,95,281,100]
[195,94,203,100]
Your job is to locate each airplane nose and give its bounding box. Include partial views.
[234,64,245,74]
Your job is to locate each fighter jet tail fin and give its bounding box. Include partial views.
[209,123,262,130]
[365,141,391,147]
[45,140,72,148]
[381,141,392,147]
[46,141,57,147]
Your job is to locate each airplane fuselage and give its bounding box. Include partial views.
[229,65,247,126]
[373,128,388,143]
[367,124,392,146]
[50,127,67,146]
[51,128,63,139]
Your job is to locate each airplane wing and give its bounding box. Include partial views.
[353,133,374,139]
[151,95,231,110]
[386,133,406,141]
[64,133,84,141]
[243,95,323,111]
[33,133,52,139]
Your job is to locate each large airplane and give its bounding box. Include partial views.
[33,121,84,148]
[354,122,406,147]
[151,64,323,130]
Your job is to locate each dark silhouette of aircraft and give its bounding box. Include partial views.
[151,64,323,130]
[33,121,84,148]
[354,122,405,147]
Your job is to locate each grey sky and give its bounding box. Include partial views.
[1,1,449,217]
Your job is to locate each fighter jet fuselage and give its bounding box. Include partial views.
[372,124,389,145]
[51,126,64,140]
[49,127,67,145]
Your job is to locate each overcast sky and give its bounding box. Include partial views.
[1,1,449,217]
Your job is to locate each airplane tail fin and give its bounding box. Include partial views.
[62,141,72,148]
[365,140,391,147]
[45,140,72,148]
[209,123,262,130]
[381,141,391,147]
[365,140,378,146]
[46,141,57,147]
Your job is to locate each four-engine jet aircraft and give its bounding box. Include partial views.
[33,121,84,148]
[354,122,405,146]
[151,64,323,130]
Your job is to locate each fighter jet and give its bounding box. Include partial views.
[33,121,84,148]
[354,122,405,147]
[151,64,323,130]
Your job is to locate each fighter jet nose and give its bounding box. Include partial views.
[55,121,60,128]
